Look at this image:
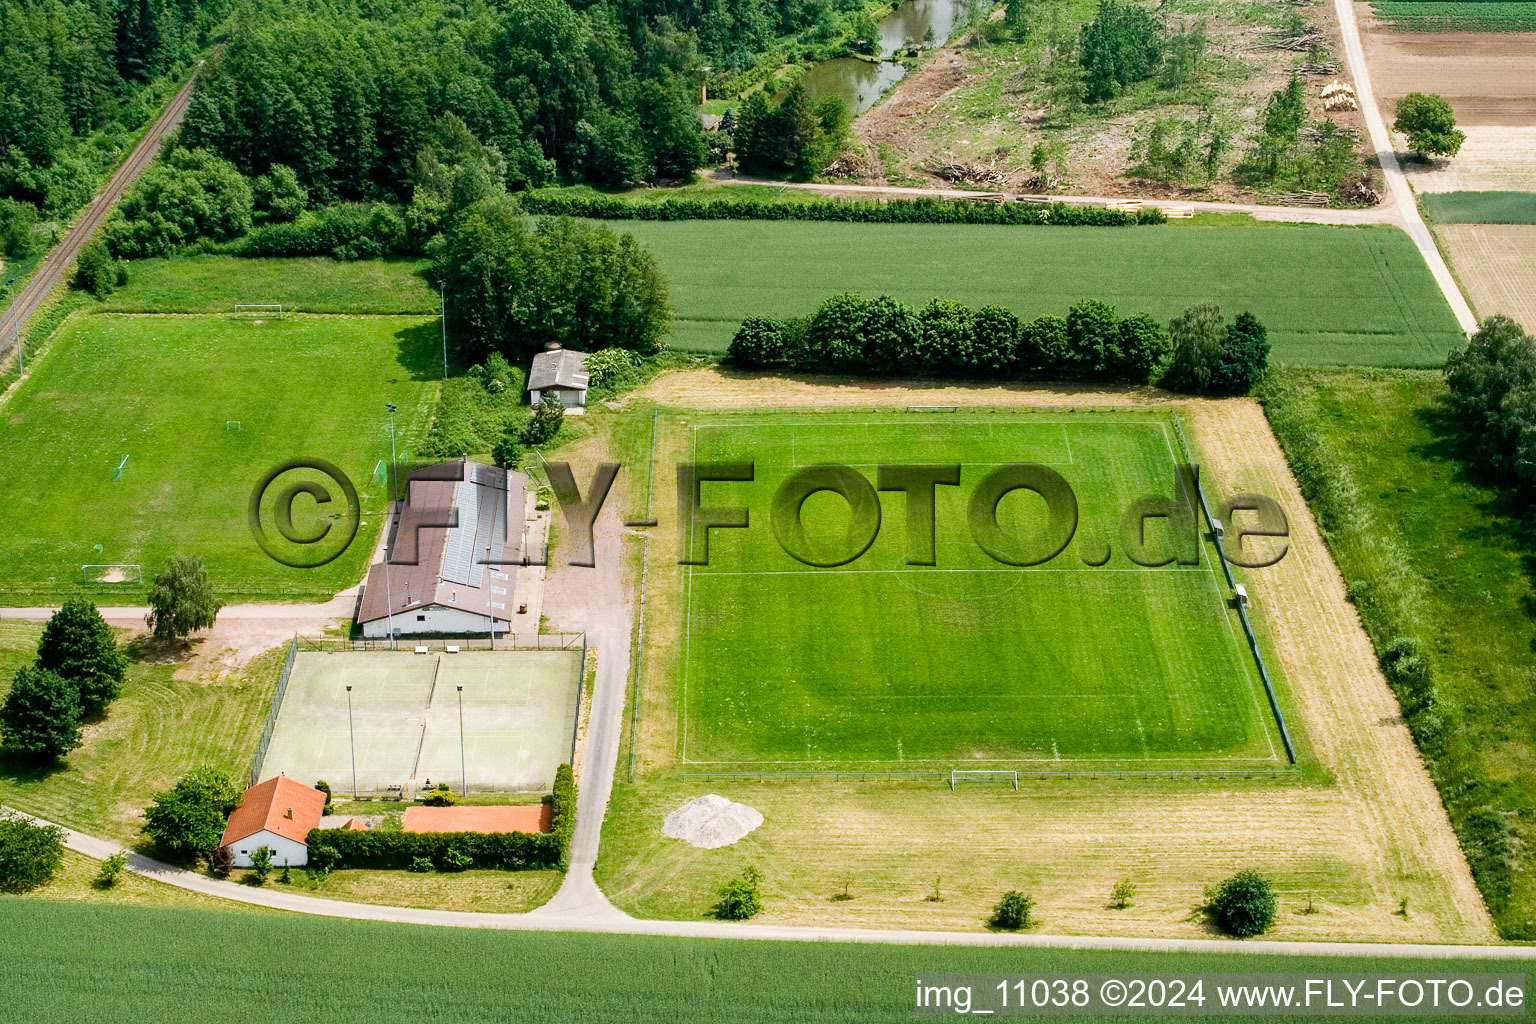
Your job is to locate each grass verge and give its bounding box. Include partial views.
[1259,366,1536,940]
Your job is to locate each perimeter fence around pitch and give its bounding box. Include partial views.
[249,637,299,787]
[678,767,1300,785]
[252,632,588,786]
[637,404,1299,778]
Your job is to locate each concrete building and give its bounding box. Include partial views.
[219,776,326,868]
[526,344,589,409]
[357,460,529,640]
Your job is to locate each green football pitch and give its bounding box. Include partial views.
[666,408,1289,770]
[261,649,582,795]
[0,313,439,603]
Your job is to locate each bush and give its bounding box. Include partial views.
[520,193,1161,227]
[73,241,122,298]
[583,347,644,392]
[421,785,457,807]
[524,392,566,445]
[715,866,764,920]
[36,597,127,717]
[0,666,83,763]
[0,813,65,893]
[142,767,242,860]
[1209,870,1277,937]
[408,856,434,873]
[0,198,40,258]
[94,852,128,889]
[991,890,1035,929]
[248,845,274,886]
[315,780,333,816]
[252,164,307,222]
[441,846,473,872]
[1080,0,1165,103]
[241,202,408,259]
[1444,315,1536,489]
[728,316,797,369]
[1110,879,1136,908]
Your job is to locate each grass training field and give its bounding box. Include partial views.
[262,649,583,795]
[660,408,1287,770]
[612,220,1464,367]
[99,256,437,314]
[5,901,1535,1024]
[0,313,439,603]
[1422,191,1536,224]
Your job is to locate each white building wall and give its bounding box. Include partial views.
[227,830,309,867]
[361,604,506,638]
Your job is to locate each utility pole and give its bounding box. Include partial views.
[346,684,358,799]
[457,684,466,796]
[437,280,449,379]
[384,402,399,650]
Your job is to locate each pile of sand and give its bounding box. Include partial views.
[662,794,763,849]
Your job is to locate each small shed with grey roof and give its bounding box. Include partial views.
[527,344,589,409]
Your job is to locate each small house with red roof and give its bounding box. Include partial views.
[219,776,327,868]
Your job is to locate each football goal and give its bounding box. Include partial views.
[81,564,142,585]
[233,304,284,320]
[950,769,1019,791]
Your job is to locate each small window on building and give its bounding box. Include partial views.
[417,614,426,621]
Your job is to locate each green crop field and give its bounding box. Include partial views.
[0,313,439,603]
[612,220,1463,367]
[2,901,1532,1024]
[1422,192,1536,225]
[665,408,1288,770]
[1371,0,1536,30]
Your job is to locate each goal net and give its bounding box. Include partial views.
[81,564,142,585]
[950,769,1019,791]
[233,304,284,320]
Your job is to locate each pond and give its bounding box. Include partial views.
[801,0,986,114]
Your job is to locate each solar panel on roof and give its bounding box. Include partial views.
[439,482,479,586]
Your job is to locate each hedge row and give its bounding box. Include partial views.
[309,763,578,872]
[729,294,1169,384]
[307,827,560,871]
[520,193,1165,227]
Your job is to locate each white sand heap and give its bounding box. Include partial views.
[662,794,764,849]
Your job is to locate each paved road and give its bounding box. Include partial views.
[0,68,201,354]
[8,806,1534,957]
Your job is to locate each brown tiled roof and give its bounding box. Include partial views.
[357,460,528,629]
[220,777,327,848]
[401,805,551,834]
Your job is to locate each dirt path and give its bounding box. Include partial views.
[612,368,1495,942]
[0,67,202,355]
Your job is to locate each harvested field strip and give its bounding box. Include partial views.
[1422,191,1536,224]
[614,221,1463,367]
[1435,223,1536,331]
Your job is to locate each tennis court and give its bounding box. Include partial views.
[259,649,582,795]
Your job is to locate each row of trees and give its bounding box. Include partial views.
[0,600,126,764]
[1444,316,1536,491]
[728,293,1268,393]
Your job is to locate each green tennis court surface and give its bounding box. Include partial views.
[260,650,581,795]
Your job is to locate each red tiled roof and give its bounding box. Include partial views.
[343,818,370,831]
[402,805,551,834]
[220,776,327,848]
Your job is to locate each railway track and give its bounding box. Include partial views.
[0,66,202,359]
